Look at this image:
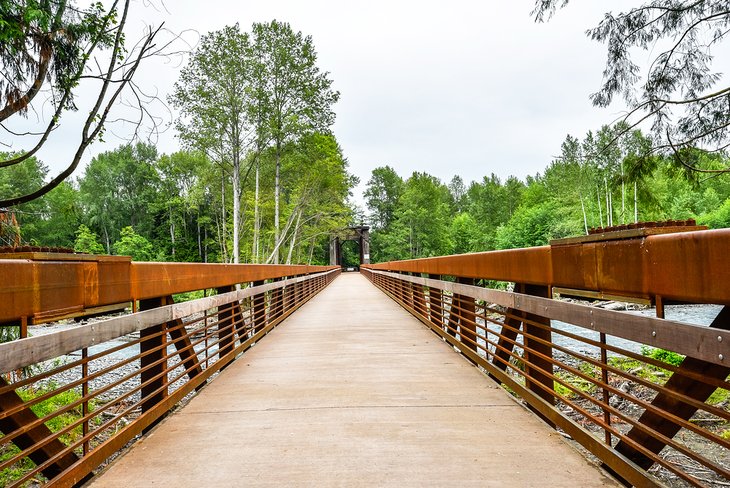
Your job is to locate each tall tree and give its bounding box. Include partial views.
[169,25,255,263]
[533,1,730,175]
[364,166,404,230]
[251,20,339,263]
[78,143,160,251]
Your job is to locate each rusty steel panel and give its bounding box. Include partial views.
[644,229,730,305]
[365,228,730,305]
[130,263,333,299]
[367,247,553,285]
[0,257,337,324]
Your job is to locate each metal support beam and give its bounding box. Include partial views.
[138,298,168,417]
[456,277,477,353]
[252,280,266,334]
[613,306,730,469]
[0,377,80,480]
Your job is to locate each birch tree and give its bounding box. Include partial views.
[170,25,255,263]
[251,20,339,263]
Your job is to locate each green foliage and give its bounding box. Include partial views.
[364,129,729,264]
[112,226,154,261]
[0,382,90,486]
[533,2,730,174]
[640,347,685,367]
[698,198,730,229]
[494,203,557,250]
[364,166,404,230]
[73,224,104,255]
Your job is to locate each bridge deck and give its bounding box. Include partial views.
[92,273,618,487]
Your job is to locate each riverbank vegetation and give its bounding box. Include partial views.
[364,126,730,262]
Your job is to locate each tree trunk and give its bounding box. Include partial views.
[204,225,208,263]
[169,206,175,260]
[604,177,611,227]
[597,185,604,228]
[252,159,260,263]
[266,207,298,264]
[274,141,281,264]
[232,151,241,264]
[621,162,626,224]
[634,181,638,223]
[197,210,202,261]
[580,194,588,235]
[286,209,302,264]
[103,225,110,254]
[308,237,316,265]
[220,168,227,262]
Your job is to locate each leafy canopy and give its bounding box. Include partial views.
[533,1,730,174]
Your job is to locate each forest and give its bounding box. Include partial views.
[0,21,357,265]
[363,125,730,263]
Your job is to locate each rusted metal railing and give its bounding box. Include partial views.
[362,227,729,488]
[0,256,339,487]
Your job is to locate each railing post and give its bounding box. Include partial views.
[0,377,80,480]
[456,278,477,353]
[283,277,293,314]
[613,305,730,470]
[271,278,284,322]
[252,280,266,333]
[138,297,169,415]
[215,287,243,359]
[412,274,426,318]
[522,284,555,409]
[491,283,527,376]
[428,274,443,331]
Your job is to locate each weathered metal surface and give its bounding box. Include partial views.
[0,255,335,324]
[363,267,730,487]
[550,220,705,246]
[365,228,730,305]
[0,269,340,487]
[367,246,553,285]
[614,306,730,470]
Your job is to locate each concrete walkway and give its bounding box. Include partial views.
[92,273,618,487]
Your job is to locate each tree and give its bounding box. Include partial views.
[464,174,512,250]
[272,132,356,264]
[155,151,211,261]
[533,1,730,175]
[252,20,339,263]
[74,224,104,254]
[113,226,154,261]
[389,172,452,259]
[448,175,467,213]
[78,143,160,252]
[0,0,166,206]
[364,166,404,230]
[170,24,254,264]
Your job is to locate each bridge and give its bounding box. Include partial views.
[0,224,728,487]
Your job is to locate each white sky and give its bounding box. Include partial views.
[6,0,649,208]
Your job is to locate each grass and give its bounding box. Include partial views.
[0,382,93,486]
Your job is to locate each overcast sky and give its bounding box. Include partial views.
[6,0,646,208]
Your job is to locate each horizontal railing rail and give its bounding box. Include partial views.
[367,228,730,306]
[361,267,729,488]
[0,267,340,487]
[0,252,336,324]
